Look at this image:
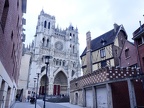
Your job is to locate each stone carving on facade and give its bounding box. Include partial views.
[28,10,81,96]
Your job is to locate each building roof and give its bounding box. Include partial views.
[80,24,125,57]
[133,23,144,39]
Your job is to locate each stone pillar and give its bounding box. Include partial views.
[10,88,16,107]
[127,79,136,108]
[67,77,70,95]
[0,81,8,108]
[82,88,86,107]
[5,88,12,108]
[48,83,53,95]
[92,86,96,108]
[106,83,113,108]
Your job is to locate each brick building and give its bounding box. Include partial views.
[70,24,144,107]
[133,22,144,73]
[70,67,144,108]
[0,0,27,107]
[120,40,138,67]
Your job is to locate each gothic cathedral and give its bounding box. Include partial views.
[28,10,81,96]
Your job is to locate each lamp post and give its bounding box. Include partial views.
[34,78,37,93]
[43,55,52,108]
[35,73,40,108]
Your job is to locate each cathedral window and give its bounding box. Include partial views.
[42,38,45,46]
[48,22,50,29]
[70,33,72,36]
[73,62,75,67]
[44,21,47,28]
[73,45,75,53]
[46,39,49,47]
[42,57,44,62]
[73,34,75,42]
[56,59,59,65]
[72,70,75,77]
[53,58,56,65]
[63,60,65,66]
[59,60,62,66]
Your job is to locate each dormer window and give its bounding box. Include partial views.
[101,38,106,45]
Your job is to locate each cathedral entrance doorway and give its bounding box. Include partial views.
[39,75,49,95]
[54,71,67,95]
[53,85,60,95]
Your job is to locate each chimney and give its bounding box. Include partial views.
[86,31,92,74]
[114,23,118,32]
[139,21,142,31]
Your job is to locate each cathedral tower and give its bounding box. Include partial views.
[28,10,81,95]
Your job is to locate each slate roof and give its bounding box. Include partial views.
[80,25,122,57]
[133,23,144,39]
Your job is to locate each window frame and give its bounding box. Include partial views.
[125,48,129,58]
[100,48,106,58]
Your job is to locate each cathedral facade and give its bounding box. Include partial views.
[28,10,81,96]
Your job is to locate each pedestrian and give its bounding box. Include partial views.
[27,96,30,102]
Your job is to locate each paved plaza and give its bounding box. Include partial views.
[11,100,84,108]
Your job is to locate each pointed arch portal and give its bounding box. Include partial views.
[39,75,49,95]
[54,71,68,95]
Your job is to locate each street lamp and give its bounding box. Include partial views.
[35,73,40,108]
[34,78,37,93]
[43,55,52,108]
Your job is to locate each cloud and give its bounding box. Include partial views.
[24,0,144,56]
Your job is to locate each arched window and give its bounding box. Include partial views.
[59,60,62,66]
[46,39,49,47]
[73,62,75,67]
[48,22,50,29]
[53,58,56,65]
[56,59,59,65]
[72,70,75,77]
[42,37,45,46]
[73,45,75,53]
[63,60,65,66]
[44,21,47,28]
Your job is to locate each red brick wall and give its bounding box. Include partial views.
[133,80,144,106]
[0,0,22,84]
[120,40,138,67]
[137,44,144,73]
[111,81,130,108]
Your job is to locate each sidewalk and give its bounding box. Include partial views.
[56,102,84,108]
[11,102,41,108]
[11,101,85,108]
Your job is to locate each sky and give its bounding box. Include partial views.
[24,0,144,56]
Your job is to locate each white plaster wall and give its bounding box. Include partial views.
[18,53,31,100]
[0,61,17,107]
